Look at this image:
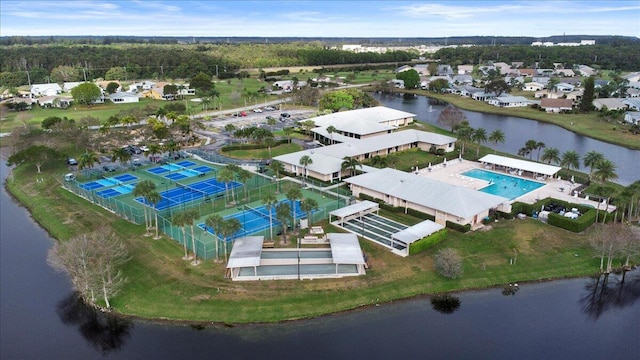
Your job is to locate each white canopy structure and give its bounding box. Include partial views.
[226,236,263,271]
[479,154,561,177]
[329,200,379,222]
[391,220,445,246]
[328,233,366,266]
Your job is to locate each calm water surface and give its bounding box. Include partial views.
[374,93,640,186]
[1,162,639,359]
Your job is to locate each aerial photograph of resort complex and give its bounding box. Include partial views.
[1,0,639,358]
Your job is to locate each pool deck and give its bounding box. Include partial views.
[417,158,616,212]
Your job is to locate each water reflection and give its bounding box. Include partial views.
[56,293,132,355]
[430,294,461,314]
[579,271,640,320]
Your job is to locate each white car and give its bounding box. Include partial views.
[139,145,149,152]
[253,108,263,113]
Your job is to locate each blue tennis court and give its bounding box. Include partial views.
[79,177,121,190]
[135,179,240,211]
[192,166,213,173]
[113,174,138,182]
[198,200,307,241]
[95,183,136,199]
[176,160,196,167]
[147,166,171,174]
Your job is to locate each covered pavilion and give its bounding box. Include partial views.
[479,154,561,180]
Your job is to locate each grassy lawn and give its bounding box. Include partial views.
[222,142,303,160]
[6,155,629,324]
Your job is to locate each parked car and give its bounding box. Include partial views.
[103,165,117,172]
[139,145,149,152]
[266,115,275,121]
[133,158,142,166]
[66,158,78,166]
[264,106,276,111]
[280,112,291,118]
[253,108,263,113]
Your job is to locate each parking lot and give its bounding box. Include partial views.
[202,108,317,131]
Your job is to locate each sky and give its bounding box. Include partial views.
[1,0,639,38]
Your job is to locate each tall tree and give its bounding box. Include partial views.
[78,150,100,177]
[396,69,420,89]
[583,151,604,180]
[7,145,61,173]
[437,105,466,132]
[218,167,236,204]
[541,147,560,164]
[146,190,162,239]
[133,180,156,233]
[300,198,319,225]
[71,82,102,106]
[171,212,191,260]
[560,151,581,170]
[219,218,241,262]
[285,187,302,234]
[341,156,362,177]
[190,72,213,94]
[370,155,388,168]
[472,127,488,158]
[111,147,131,168]
[205,214,224,262]
[262,194,278,241]
[319,91,354,112]
[593,159,618,187]
[523,140,538,161]
[484,79,510,96]
[182,208,200,265]
[455,122,474,155]
[236,168,252,201]
[326,125,337,144]
[488,129,505,153]
[579,76,595,112]
[275,202,292,245]
[299,155,313,185]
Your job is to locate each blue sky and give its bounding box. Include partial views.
[1,1,639,38]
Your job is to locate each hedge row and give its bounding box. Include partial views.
[409,229,448,255]
[548,210,596,233]
[445,221,471,233]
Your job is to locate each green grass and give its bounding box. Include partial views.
[222,142,303,160]
[7,155,631,323]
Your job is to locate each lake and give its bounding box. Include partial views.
[1,158,639,359]
[373,93,640,186]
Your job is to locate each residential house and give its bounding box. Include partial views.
[109,91,139,104]
[62,82,83,92]
[531,77,551,86]
[622,72,640,83]
[30,83,62,97]
[626,88,640,98]
[594,80,610,88]
[452,74,473,85]
[540,98,573,113]
[457,64,474,75]
[487,95,532,108]
[576,65,597,77]
[518,69,536,77]
[37,95,73,108]
[566,90,583,103]
[555,83,575,92]
[593,98,628,111]
[413,64,429,76]
[141,88,164,100]
[437,65,454,76]
[471,91,496,101]
[389,79,404,88]
[310,106,415,141]
[522,82,545,91]
[555,69,575,77]
[535,89,565,99]
[511,62,524,69]
[621,98,640,111]
[623,111,640,125]
[494,62,512,74]
[395,65,412,73]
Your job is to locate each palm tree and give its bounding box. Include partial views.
[488,129,505,153]
[219,218,241,262]
[456,123,473,156]
[111,147,131,167]
[286,187,302,233]
[583,151,604,181]
[171,212,190,260]
[386,154,398,169]
[262,194,278,240]
[218,167,236,204]
[146,143,163,163]
[326,125,337,144]
[205,214,224,262]
[236,168,252,201]
[300,198,319,225]
[371,155,388,168]
[164,140,181,159]
[593,159,618,187]
[341,156,362,177]
[269,160,285,193]
[472,127,487,158]
[541,147,560,164]
[283,127,293,143]
[133,180,156,233]
[276,202,292,245]
[299,155,313,185]
[560,151,581,171]
[523,140,537,161]
[146,190,162,239]
[78,150,100,177]
[535,141,546,162]
[264,137,276,159]
[181,208,200,265]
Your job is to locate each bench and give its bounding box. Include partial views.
[262,241,275,248]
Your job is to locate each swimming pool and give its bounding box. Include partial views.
[462,169,545,200]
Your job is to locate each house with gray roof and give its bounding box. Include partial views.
[487,95,533,108]
[593,98,628,111]
[310,106,415,141]
[624,111,640,125]
[344,168,509,229]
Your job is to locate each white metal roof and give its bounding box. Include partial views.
[329,200,379,218]
[312,106,416,129]
[345,168,507,219]
[392,220,445,244]
[274,129,457,176]
[328,233,366,265]
[226,236,264,269]
[479,154,561,176]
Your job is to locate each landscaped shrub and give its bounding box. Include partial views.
[409,229,447,255]
[434,248,463,279]
[446,221,471,233]
[548,209,596,233]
